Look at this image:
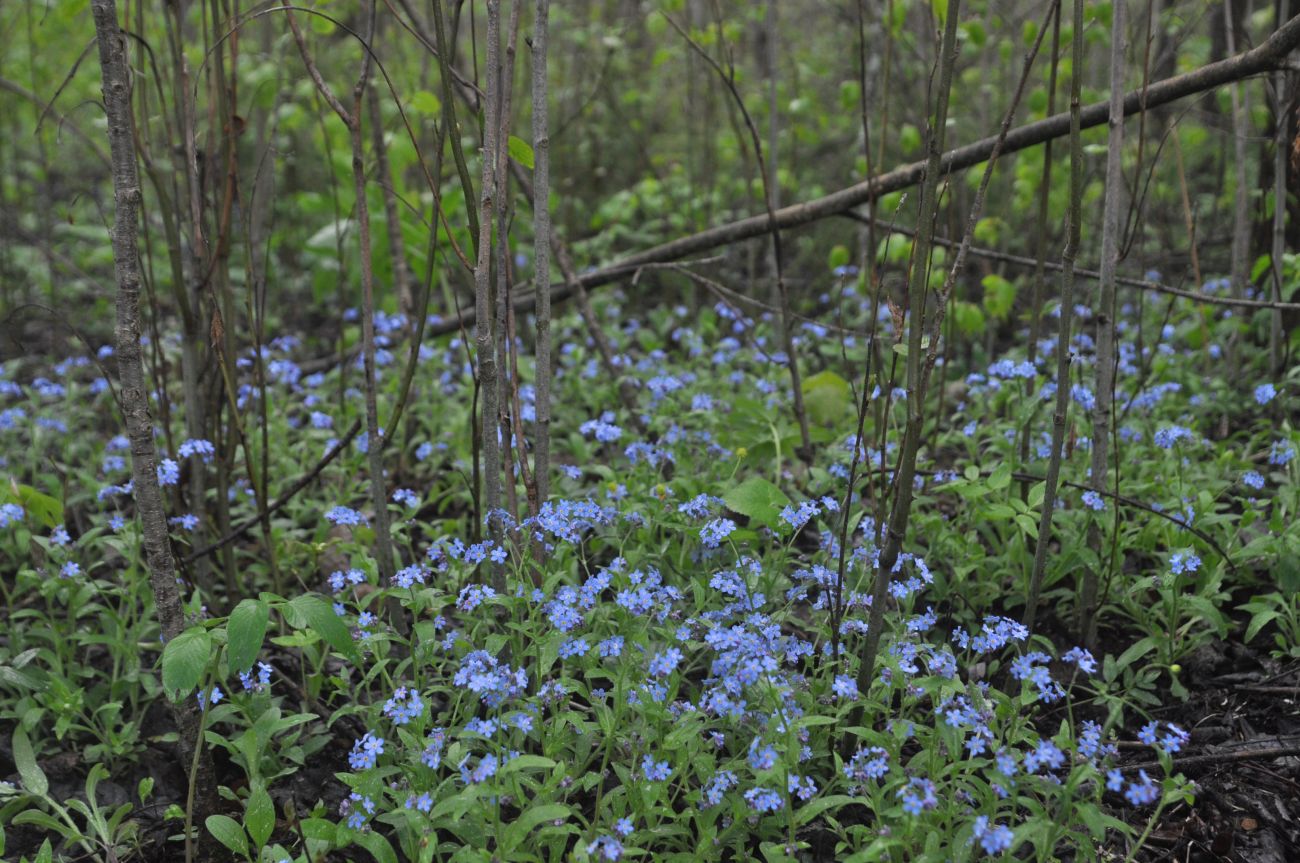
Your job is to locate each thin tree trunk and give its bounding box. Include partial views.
[1019,0,1063,503]
[476,0,505,541]
[494,1,521,526]
[367,55,415,320]
[1026,1,1062,369]
[766,0,780,312]
[1269,64,1288,374]
[853,0,962,699]
[1081,0,1127,645]
[90,0,217,852]
[1225,0,1253,294]
[287,5,396,582]
[1025,0,1087,633]
[532,0,553,507]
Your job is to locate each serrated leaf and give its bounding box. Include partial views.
[507,135,534,170]
[288,595,356,659]
[206,814,249,857]
[13,726,48,797]
[227,599,270,674]
[162,627,212,696]
[245,784,275,848]
[988,463,1012,491]
[723,476,791,529]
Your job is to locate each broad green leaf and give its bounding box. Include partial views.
[502,803,570,853]
[5,484,62,530]
[1245,609,1280,643]
[161,627,212,696]
[227,599,270,674]
[952,301,986,336]
[206,814,249,858]
[245,784,275,848]
[1028,481,1046,509]
[353,831,399,863]
[795,793,860,826]
[981,274,1016,320]
[409,90,441,116]
[13,811,65,834]
[497,754,557,775]
[723,476,791,528]
[288,595,356,659]
[827,245,851,270]
[801,370,852,425]
[11,728,46,796]
[1114,636,1156,672]
[988,463,1012,491]
[507,135,535,170]
[300,818,336,843]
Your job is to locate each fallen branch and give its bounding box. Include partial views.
[1120,744,1300,774]
[421,13,1300,338]
[837,212,1300,312]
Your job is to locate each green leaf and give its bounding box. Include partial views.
[409,90,441,116]
[981,274,1016,320]
[162,627,212,696]
[1114,636,1156,672]
[1251,254,1273,283]
[952,301,986,336]
[988,463,1012,491]
[13,811,67,836]
[299,818,336,843]
[795,794,858,826]
[12,727,47,796]
[288,595,356,659]
[245,784,275,848]
[227,599,270,674]
[801,370,852,425]
[1244,609,1280,643]
[352,830,399,863]
[497,754,557,775]
[5,484,62,530]
[1028,481,1046,509]
[206,814,249,858]
[828,245,851,271]
[502,803,570,853]
[507,135,535,170]
[723,476,791,529]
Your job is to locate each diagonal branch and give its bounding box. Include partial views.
[421,13,1300,338]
